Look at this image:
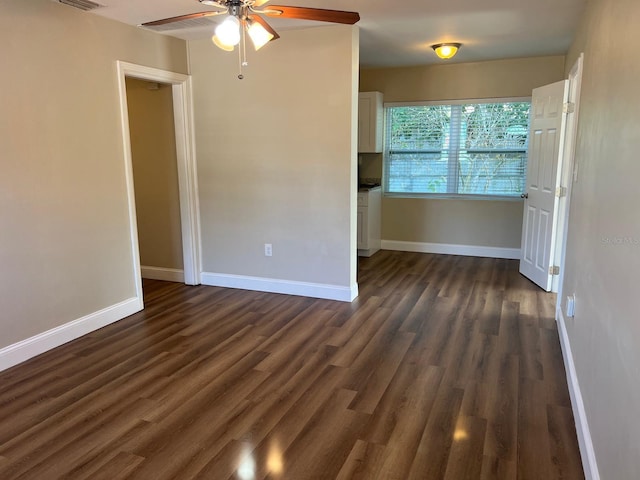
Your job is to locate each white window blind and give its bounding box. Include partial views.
[384,100,531,197]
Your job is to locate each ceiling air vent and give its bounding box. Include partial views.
[55,0,103,11]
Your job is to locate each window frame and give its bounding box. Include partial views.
[383,97,532,201]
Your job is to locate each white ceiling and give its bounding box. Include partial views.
[88,0,586,68]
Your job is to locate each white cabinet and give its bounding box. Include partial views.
[357,187,381,257]
[358,92,383,153]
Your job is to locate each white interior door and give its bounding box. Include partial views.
[519,80,569,291]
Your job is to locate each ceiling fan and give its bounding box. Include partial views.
[141,0,360,78]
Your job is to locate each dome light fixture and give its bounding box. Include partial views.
[431,43,462,60]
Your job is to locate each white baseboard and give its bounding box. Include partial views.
[201,272,358,302]
[0,297,143,372]
[556,308,600,480]
[381,240,520,260]
[141,266,185,283]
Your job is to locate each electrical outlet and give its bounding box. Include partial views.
[566,294,576,317]
[264,243,272,257]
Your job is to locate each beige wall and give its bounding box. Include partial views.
[189,25,359,288]
[126,78,183,271]
[360,56,566,103]
[359,56,566,248]
[382,198,523,247]
[0,0,188,348]
[561,0,640,478]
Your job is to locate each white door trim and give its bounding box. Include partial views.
[555,54,584,302]
[554,55,598,479]
[116,61,202,299]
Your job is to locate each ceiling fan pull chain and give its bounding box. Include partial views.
[237,35,244,80]
[237,18,248,80]
[242,20,248,67]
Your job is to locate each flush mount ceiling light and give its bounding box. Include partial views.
[431,43,462,60]
[141,0,360,79]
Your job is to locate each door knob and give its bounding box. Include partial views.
[521,193,529,199]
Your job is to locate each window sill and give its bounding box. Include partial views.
[383,192,524,202]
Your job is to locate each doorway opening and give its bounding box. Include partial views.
[116,61,201,306]
[126,78,184,283]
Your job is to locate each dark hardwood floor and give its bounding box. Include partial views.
[0,251,584,479]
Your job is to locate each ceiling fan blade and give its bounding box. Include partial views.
[249,14,280,41]
[141,10,226,27]
[263,6,360,25]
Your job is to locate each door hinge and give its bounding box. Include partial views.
[563,102,576,114]
[555,186,568,198]
[549,266,560,275]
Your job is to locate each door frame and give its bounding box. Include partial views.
[116,61,202,302]
[555,54,584,300]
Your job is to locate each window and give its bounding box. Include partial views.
[384,99,531,198]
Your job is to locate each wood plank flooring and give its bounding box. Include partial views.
[0,251,584,479]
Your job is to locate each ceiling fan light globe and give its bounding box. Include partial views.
[212,34,235,51]
[247,22,273,50]
[215,16,241,47]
